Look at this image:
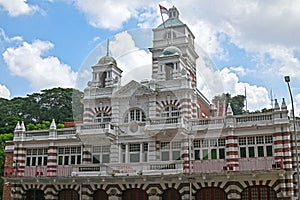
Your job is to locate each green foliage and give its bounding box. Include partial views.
[0,87,83,134]
[0,133,14,174]
[212,93,246,115]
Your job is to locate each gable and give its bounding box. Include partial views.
[112,80,154,98]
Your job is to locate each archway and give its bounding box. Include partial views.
[162,188,181,200]
[195,187,227,200]
[93,189,108,200]
[58,189,79,200]
[25,189,45,200]
[122,188,148,200]
[241,185,277,200]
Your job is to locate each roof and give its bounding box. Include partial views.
[97,55,117,66]
[157,18,184,29]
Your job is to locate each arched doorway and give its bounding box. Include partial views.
[162,188,181,200]
[58,189,79,200]
[93,189,108,200]
[25,189,45,200]
[195,187,227,200]
[122,188,148,200]
[241,185,277,200]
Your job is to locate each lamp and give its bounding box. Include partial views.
[284,75,300,197]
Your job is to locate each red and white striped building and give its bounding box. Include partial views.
[3,6,300,200]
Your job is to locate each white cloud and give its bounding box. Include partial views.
[109,31,152,85]
[2,40,77,90]
[76,0,136,30]
[198,63,270,111]
[0,84,10,99]
[0,0,40,17]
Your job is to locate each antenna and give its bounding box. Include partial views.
[270,89,274,109]
[244,85,248,112]
[106,39,109,56]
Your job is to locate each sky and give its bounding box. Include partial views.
[0,0,300,116]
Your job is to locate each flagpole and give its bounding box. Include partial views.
[159,5,169,45]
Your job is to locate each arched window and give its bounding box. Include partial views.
[124,108,146,123]
[58,189,79,200]
[241,186,277,200]
[195,187,227,200]
[26,189,45,200]
[123,188,148,200]
[162,105,180,117]
[162,188,181,200]
[94,112,111,123]
[93,189,108,200]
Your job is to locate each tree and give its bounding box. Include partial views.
[0,87,83,134]
[212,93,246,115]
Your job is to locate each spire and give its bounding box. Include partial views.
[281,98,287,110]
[21,121,25,132]
[274,99,280,110]
[14,121,21,131]
[227,103,233,116]
[50,119,57,130]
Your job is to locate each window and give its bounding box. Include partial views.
[58,146,81,165]
[124,108,146,123]
[94,112,111,123]
[92,145,110,164]
[160,141,182,161]
[161,105,180,118]
[121,143,148,163]
[194,138,225,160]
[239,136,273,158]
[26,148,48,166]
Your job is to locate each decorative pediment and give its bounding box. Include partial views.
[112,80,154,98]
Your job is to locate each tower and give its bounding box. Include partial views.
[82,41,122,123]
[150,6,199,88]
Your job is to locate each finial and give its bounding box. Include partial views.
[227,103,233,116]
[21,121,25,131]
[106,39,109,56]
[281,98,287,110]
[15,121,21,131]
[50,119,57,130]
[274,99,279,110]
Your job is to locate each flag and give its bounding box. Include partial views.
[159,4,169,15]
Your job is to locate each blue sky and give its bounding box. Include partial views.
[0,0,300,115]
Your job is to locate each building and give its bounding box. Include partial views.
[3,6,300,200]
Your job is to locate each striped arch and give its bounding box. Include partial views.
[81,183,110,199]
[12,184,47,200]
[156,100,180,117]
[83,106,112,123]
[48,183,81,198]
[144,182,189,197]
[191,181,225,197]
[191,178,280,199]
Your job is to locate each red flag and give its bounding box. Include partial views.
[159,5,169,15]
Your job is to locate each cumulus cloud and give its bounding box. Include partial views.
[198,63,270,111]
[0,84,10,99]
[109,31,152,85]
[76,0,135,30]
[2,40,77,90]
[0,0,40,17]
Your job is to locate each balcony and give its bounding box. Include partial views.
[4,165,73,177]
[76,122,117,143]
[4,157,282,178]
[239,157,281,171]
[192,159,227,173]
[145,117,187,133]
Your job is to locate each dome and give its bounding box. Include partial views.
[97,55,117,66]
[162,46,182,56]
